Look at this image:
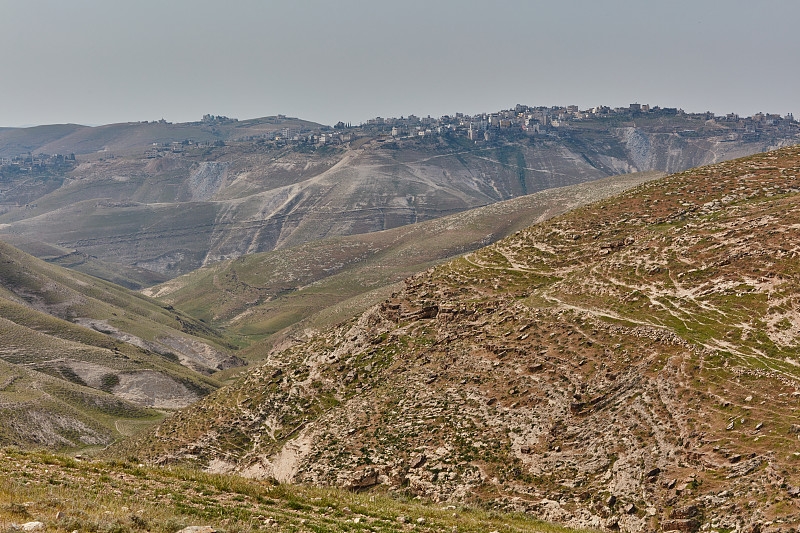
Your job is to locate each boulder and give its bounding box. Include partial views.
[662,519,700,532]
[409,454,427,469]
[670,505,699,519]
[346,469,380,490]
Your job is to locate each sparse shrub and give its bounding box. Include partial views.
[128,514,148,530]
[155,517,186,533]
[100,373,120,393]
[1,502,31,519]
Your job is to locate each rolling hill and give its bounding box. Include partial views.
[145,170,665,357]
[0,448,582,533]
[2,111,796,281]
[0,239,237,448]
[118,145,800,532]
[0,116,321,158]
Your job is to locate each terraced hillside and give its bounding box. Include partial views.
[120,146,800,532]
[146,171,664,356]
[0,240,236,448]
[2,115,794,280]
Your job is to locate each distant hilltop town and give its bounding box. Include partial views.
[265,103,798,148]
[1,104,797,166]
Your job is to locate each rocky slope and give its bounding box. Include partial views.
[145,170,664,356]
[2,116,796,280]
[0,240,237,448]
[120,146,800,532]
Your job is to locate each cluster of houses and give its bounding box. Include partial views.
[0,152,75,172]
[86,105,800,156]
[4,105,797,164]
[260,104,799,147]
[354,104,798,141]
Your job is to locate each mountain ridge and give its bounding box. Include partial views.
[0,116,321,158]
[144,170,666,357]
[2,108,797,281]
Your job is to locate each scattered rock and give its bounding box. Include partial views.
[670,505,699,519]
[410,454,427,469]
[21,524,44,532]
[662,519,701,532]
[727,457,762,478]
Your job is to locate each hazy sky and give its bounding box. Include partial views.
[1,0,798,127]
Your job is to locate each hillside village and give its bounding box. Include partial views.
[272,103,798,147]
[0,104,797,165]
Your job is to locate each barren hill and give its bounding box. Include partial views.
[2,113,796,281]
[120,146,800,533]
[0,240,237,448]
[0,116,320,158]
[145,170,665,356]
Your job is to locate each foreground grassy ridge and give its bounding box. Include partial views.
[0,448,582,533]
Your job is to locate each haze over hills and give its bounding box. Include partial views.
[2,105,800,533]
[118,146,800,532]
[1,104,797,282]
[0,115,321,159]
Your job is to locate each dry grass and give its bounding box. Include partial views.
[0,448,584,533]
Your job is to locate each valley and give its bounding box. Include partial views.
[1,106,800,533]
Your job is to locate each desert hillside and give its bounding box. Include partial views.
[0,240,235,448]
[145,170,664,356]
[119,145,800,533]
[3,110,795,281]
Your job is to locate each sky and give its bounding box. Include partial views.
[0,0,798,127]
